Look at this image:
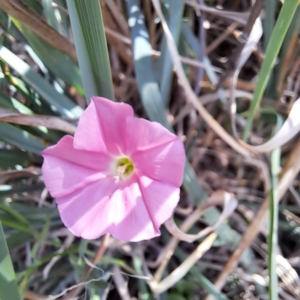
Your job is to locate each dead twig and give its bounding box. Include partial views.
[0,108,76,135]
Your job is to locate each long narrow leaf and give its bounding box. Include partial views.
[20,26,84,95]
[272,6,300,98]
[0,149,30,169]
[0,92,32,114]
[66,0,97,103]
[182,23,219,86]
[42,0,59,30]
[0,221,20,300]
[126,0,240,247]
[263,0,278,51]
[268,115,283,300]
[0,46,83,118]
[127,0,169,128]
[0,0,76,60]
[157,0,184,106]
[67,0,114,102]
[0,123,45,154]
[242,0,298,140]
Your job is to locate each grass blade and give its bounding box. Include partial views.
[242,0,298,141]
[67,0,114,102]
[66,0,98,103]
[0,0,77,60]
[272,6,300,98]
[42,0,59,30]
[126,0,202,190]
[0,149,30,169]
[126,0,241,248]
[182,23,219,86]
[0,92,32,114]
[0,46,83,118]
[0,221,20,300]
[268,115,283,300]
[263,0,278,51]
[127,0,169,128]
[157,0,184,106]
[268,151,280,300]
[0,123,45,154]
[152,0,250,157]
[19,25,84,95]
[133,257,150,300]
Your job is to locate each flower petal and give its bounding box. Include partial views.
[138,175,180,229]
[57,175,158,241]
[56,177,119,239]
[74,97,134,155]
[132,138,185,187]
[108,176,160,241]
[42,135,111,198]
[124,117,177,155]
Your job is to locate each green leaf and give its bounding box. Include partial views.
[98,257,136,275]
[31,217,50,260]
[263,0,278,51]
[133,257,151,300]
[22,0,43,15]
[0,91,63,144]
[0,204,31,228]
[55,0,70,37]
[0,221,21,300]
[67,0,114,102]
[181,23,219,86]
[0,46,83,118]
[42,0,59,30]
[6,231,33,250]
[126,0,239,247]
[0,149,30,169]
[126,0,172,128]
[5,204,58,222]
[0,123,45,154]
[272,6,300,98]
[0,91,32,114]
[20,26,84,95]
[268,114,283,300]
[157,0,184,106]
[242,0,298,140]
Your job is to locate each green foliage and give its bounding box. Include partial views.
[157,0,184,106]
[243,0,298,140]
[0,221,20,300]
[0,0,298,299]
[67,0,114,102]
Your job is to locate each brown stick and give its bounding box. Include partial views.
[0,0,77,61]
[0,108,76,135]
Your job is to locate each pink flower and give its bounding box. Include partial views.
[41,97,185,242]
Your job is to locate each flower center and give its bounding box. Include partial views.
[115,157,135,180]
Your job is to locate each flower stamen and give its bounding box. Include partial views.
[114,157,134,180]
